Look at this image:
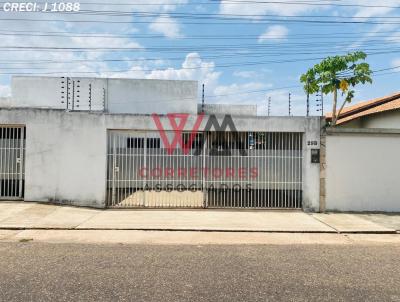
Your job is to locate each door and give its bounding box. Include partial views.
[0,126,25,200]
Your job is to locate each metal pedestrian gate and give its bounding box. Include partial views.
[0,126,25,200]
[106,130,303,209]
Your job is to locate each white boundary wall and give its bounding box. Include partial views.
[325,128,400,212]
[11,77,198,114]
[0,108,321,210]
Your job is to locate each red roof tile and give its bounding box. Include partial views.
[326,92,400,125]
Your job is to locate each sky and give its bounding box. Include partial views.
[0,0,399,116]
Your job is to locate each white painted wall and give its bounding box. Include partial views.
[325,131,400,212]
[198,104,257,116]
[11,76,198,114]
[12,77,66,109]
[361,110,400,129]
[340,110,400,129]
[0,109,107,207]
[0,108,321,210]
[107,78,197,114]
[0,97,11,107]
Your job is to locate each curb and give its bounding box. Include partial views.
[0,226,398,234]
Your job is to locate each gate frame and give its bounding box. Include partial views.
[106,129,304,209]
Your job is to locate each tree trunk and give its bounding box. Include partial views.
[331,88,338,125]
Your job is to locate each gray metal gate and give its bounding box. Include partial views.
[0,126,25,200]
[106,130,302,209]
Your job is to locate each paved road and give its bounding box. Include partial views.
[0,242,399,301]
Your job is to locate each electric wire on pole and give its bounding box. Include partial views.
[316,86,324,116]
[202,83,205,113]
[288,93,292,116]
[306,79,310,117]
[267,96,271,116]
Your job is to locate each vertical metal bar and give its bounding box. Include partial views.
[292,133,295,208]
[144,132,147,207]
[10,128,13,197]
[0,127,3,197]
[19,127,24,198]
[296,133,301,207]
[139,133,143,206]
[220,132,222,208]
[280,132,282,208]
[289,132,292,208]
[116,133,122,206]
[239,132,242,208]
[123,133,127,206]
[156,131,160,208]
[128,132,132,207]
[283,133,286,208]
[12,127,16,197]
[111,132,116,206]
[281,132,284,208]
[294,132,296,208]
[300,133,303,208]
[294,133,298,208]
[285,133,288,208]
[202,132,206,208]
[264,132,272,208]
[6,127,10,197]
[210,132,213,207]
[229,132,232,208]
[9,127,13,197]
[273,132,278,208]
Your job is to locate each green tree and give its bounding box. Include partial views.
[300,51,372,125]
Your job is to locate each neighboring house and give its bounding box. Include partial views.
[323,92,400,212]
[326,92,400,129]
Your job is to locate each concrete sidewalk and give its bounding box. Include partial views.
[0,202,399,234]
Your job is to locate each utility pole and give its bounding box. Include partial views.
[306,79,310,117]
[267,96,271,116]
[321,91,324,116]
[201,83,205,113]
[288,93,292,116]
[316,86,324,116]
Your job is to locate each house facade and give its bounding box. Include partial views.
[0,76,322,211]
[323,92,400,212]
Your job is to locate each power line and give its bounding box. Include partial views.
[3,9,400,21]
[0,44,399,54]
[1,17,400,25]
[1,32,399,51]
[0,53,399,75]
[1,29,399,39]
[209,0,400,9]
[0,0,396,9]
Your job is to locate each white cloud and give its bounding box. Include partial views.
[147,53,220,88]
[392,58,400,68]
[347,0,400,49]
[213,82,270,103]
[149,15,183,38]
[219,0,319,17]
[107,53,221,97]
[352,0,397,19]
[0,0,191,83]
[258,25,289,43]
[85,52,302,115]
[233,70,259,78]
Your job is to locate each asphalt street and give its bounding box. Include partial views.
[0,242,399,301]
